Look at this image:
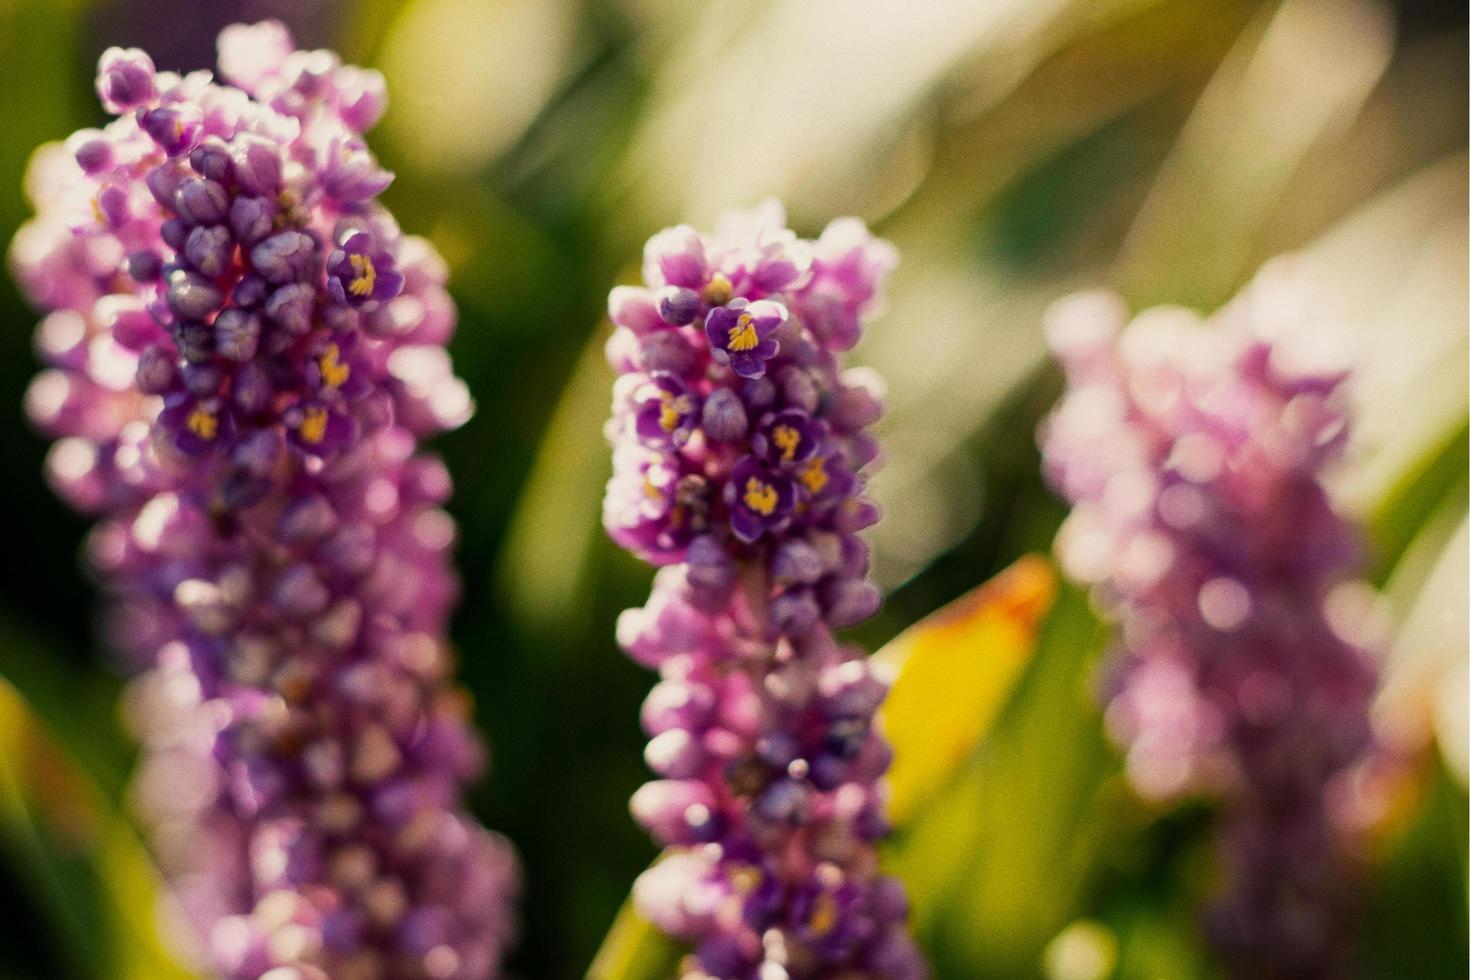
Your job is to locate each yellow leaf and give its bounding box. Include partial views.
[877,554,1056,826]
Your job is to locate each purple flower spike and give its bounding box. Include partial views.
[603,204,919,979]
[12,22,518,979]
[1039,263,1379,979]
[328,229,404,306]
[705,298,784,379]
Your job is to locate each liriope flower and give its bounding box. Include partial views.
[1038,265,1378,978]
[602,201,924,979]
[11,22,517,979]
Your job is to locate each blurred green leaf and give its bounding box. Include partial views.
[1357,762,1469,979]
[0,615,130,802]
[585,894,682,980]
[0,676,193,980]
[496,330,615,638]
[1109,903,1211,980]
[884,580,1117,976]
[1367,419,1469,586]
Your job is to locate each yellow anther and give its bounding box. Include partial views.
[318,343,351,389]
[726,313,759,353]
[800,457,828,494]
[348,253,377,297]
[186,406,218,440]
[730,865,761,895]
[298,406,329,444]
[743,477,779,516]
[808,893,838,938]
[772,425,801,462]
[703,273,733,307]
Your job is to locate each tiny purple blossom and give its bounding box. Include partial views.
[96,47,156,112]
[328,229,404,306]
[727,455,795,543]
[604,446,704,564]
[753,408,823,469]
[705,298,784,379]
[321,134,394,202]
[159,394,233,455]
[633,372,701,448]
[303,332,371,401]
[283,399,355,455]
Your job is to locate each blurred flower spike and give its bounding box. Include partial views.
[603,200,924,978]
[1039,263,1381,978]
[10,20,518,980]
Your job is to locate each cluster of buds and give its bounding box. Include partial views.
[11,22,517,979]
[602,201,923,979]
[1038,265,1378,977]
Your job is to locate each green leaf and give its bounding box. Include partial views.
[584,895,683,980]
[495,330,615,640]
[883,580,1119,977]
[0,676,194,980]
[1356,763,1469,979]
[1109,904,1212,980]
[0,615,131,802]
[1367,419,1469,586]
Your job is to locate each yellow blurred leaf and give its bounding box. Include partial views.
[584,894,682,980]
[878,555,1056,826]
[0,678,194,980]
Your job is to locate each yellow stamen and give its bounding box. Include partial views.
[800,457,828,494]
[743,477,779,516]
[90,196,105,225]
[186,406,218,440]
[642,473,663,500]
[659,402,681,433]
[729,865,761,895]
[808,893,838,938]
[348,254,377,297]
[298,406,329,445]
[772,425,801,462]
[726,313,759,353]
[703,273,733,307]
[318,343,351,389]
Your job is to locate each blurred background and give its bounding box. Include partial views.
[0,0,1464,977]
